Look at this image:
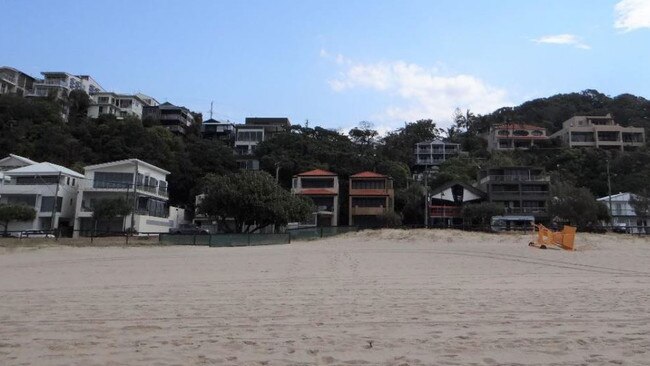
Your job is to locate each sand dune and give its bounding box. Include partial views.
[1,230,649,365]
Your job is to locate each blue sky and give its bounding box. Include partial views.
[2,0,649,132]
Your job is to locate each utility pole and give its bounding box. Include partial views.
[51,171,62,231]
[423,172,429,228]
[607,159,613,228]
[131,161,139,232]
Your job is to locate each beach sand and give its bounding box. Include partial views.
[1,229,649,365]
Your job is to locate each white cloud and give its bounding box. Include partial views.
[532,34,591,50]
[326,57,511,129]
[615,0,650,32]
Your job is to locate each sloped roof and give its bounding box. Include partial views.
[350,171,388,178]
[429,181,486,199]
[295,169,337,177]
[84,159,170,175]
[0,154,38,166]
[6,162,84,178]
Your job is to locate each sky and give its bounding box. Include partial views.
[2,0,650,133]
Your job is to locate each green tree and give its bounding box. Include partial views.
[197,171,313,233]
[630,189,650,232]
[548,181,610,229]
[91,197,132,233]
[461,202,504,228]
[0,204,36,236]
[395,183,426,226]
[380,119,442,166]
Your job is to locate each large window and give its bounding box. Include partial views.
[351,179,385,190]
[236,130,263,142]
[137,197,168,218]
[94,172,133,189]
[302,178,334,188]
[3,195,36,207]
[15,176,60,185]
[40,196,63,212]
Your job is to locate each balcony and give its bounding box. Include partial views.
[34,79,69,88]
[350,206,386,215]
[503,207,547,215]
[429,205,462,217]
[480,175,549,184]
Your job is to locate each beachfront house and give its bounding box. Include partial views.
[597,192,648,233]
[428,181,486,227]
[477,166,550,221]
[292,169,340,227]
[73,159,181,236]
[349,171,394,227]
[0,162,83,234]
[234,117,290,170]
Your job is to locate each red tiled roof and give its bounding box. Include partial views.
[350,171,388,178]
[297,189,338,196]
[493,123,546,131]
[496,136,549,140]
[295,169,337,177]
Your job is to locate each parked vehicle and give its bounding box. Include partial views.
[612,223,628,234]
[19,230,55,238]
[169,224,209,235]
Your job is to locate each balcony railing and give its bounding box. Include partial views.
[480,175,550,184]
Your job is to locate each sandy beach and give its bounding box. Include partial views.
[1,229,649,365]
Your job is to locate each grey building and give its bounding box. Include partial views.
[235,117,291,170]
[201,118,235,143]
[142,102,195,134]
[0,66,35,96]
[549,114,645,151]
[477,167,550,220]
[413,140,461,170]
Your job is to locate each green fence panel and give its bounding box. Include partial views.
[248,233,290,246]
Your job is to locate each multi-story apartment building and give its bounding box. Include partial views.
[550,114,645,151]
[0,162,83,234]
[597,193,647,233]
[477,167,550,220]
[291,169,340,227]
[201,118,235,143]
[27,71,104,100]
[87,92,153,119]
[0,66,35,96]
[73,159,176,236]
[428,181,486,227]
[234,117,290,170]
[142,102,196,134]
[413,140,461,170]
[349,171,394,227]
[485,123,549,151]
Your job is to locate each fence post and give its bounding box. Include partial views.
[208,234,212,247]
[125,233,129,246]
[193,234,196,246]
[248,233,251,246]
[320,228,323,238]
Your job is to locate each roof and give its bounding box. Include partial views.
[297,189,338,196]
[350,171,389,178]
[295,169,337,177]
[5,162,84,178]
[597,192,638,201]
[0,154,38,166]
[416,139,459,146]
[429,181,486,198]
[492,123,546,130]
[84,159,170,175]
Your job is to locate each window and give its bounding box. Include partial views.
[94,172,133,189]
[236,131,263,142]
[66,177,70,185]
[16,176,60,185]
[512,130,529,136]
[531,130,544,136]
[302,178,334,188]
[351,179,385,190]
[40,196,63,212]
[497,130,509,136]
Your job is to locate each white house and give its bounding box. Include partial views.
[0,154,38,172]
[87,92,151,119]
[0,162,84,233]
[73,159,181,236]
[597,192,648,233]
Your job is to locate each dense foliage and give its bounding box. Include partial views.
[197,171,313,233]
[2,88,650,227]
[92,197,132,232]
[0,204,36,235]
